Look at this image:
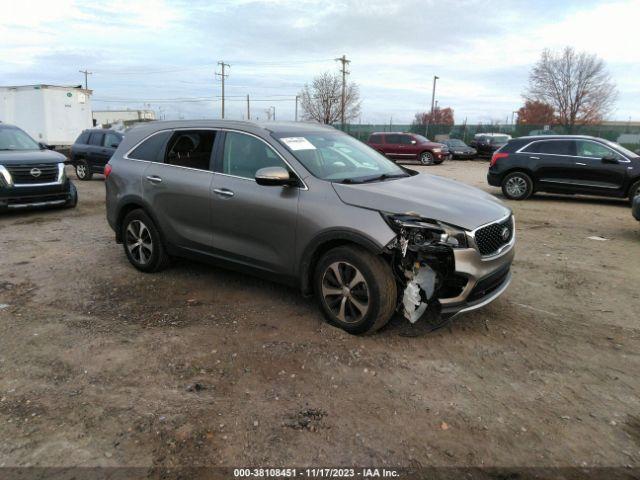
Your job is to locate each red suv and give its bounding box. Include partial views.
[367,132,449,165]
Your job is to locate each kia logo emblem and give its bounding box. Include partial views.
[30,168,42,178]
[501,227,510,241]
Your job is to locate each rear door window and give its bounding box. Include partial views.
[164,130,216,171]
[88,133,104,146]
[524,140,575,156]
[128,131,171,162]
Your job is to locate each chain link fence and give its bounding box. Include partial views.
[336,123,640,150]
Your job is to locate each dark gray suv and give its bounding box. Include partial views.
[105,121,515,334]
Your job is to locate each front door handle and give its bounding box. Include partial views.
[146,175,162,184]
[528,156,540,160]
[575,162,587,166]
[213,188,234,198]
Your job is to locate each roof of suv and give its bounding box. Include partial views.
[511,135,601,141]
[126,120,336,135]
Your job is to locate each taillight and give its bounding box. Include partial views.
[104,163,112,178]
[490,152,509,167]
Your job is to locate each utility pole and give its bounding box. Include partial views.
[426,75,439,137]
[246,94,250,120]
[271,106,276,121]
[79,69,92,90]
[335,54,351,128]
[215,61,230,119]
[295,95,299,122]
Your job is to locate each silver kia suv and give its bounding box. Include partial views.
[105,121,515,334]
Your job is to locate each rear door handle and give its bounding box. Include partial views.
[528,156,540,160]
[146,175,162,184]
[213,188,234,198]
[575,162,587,166]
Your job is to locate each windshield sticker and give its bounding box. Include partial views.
[280,137,316,151]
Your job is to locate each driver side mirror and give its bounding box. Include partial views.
[410,140,417,145]
[601,155,619,164]
[255,166,297,187]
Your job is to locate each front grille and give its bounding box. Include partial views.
[6,164,59,184]
[474,216,513,256]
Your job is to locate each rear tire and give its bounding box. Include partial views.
[314,246,397,335]
[419,151,434,166]
[501,171,533,200]
[75,159,93,181]
[628,180,640,204]
[121,209,170,273]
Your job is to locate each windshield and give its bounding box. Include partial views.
[413,134,430,143]
[602,139,640,158]
[275,132,409,183]
[0,127,40,151]
[446,139,466,147]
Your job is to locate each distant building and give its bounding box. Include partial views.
[93,109,156,126]
[0,84,93,146]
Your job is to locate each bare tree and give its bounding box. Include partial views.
[299,71,361,124]
[525,47,616,132]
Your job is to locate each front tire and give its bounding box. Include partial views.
[314,246,397,335]
[121,209,170,273]
[75,159,93,181]
[64,182,78,208]
[628,180,640,204]
[501,171,533,200]
[419,151,435,166]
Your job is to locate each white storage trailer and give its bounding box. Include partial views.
[0,84,93,147]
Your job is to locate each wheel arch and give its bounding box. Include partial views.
[114,198,164,244]
[500,167,536,186]
[626,176,640,198]
[299,229,386,296]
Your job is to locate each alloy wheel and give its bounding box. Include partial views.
[420,152,434,165]
[321,261,370,324]
[505,176,527,197]
[125,220,154,265]
[76,164,86,178]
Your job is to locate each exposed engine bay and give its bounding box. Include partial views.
[383,213,467,326]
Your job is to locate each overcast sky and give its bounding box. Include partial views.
[1,0,639,124]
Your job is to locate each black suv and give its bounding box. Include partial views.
[70,128,123,180]
[0,123,77,211]
[471,134,511,158]
[487,135,640,201]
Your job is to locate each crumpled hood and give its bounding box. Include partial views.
[0,149,66,166]
[332,173,510,231]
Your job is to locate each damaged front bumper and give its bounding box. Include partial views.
[382,212,515,324]
[439,244,514,319]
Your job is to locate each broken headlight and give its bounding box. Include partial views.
[381,212,468,249]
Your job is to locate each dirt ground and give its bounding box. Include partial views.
[1,161,639,470]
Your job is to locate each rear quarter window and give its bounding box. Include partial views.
[75,132,90,144]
